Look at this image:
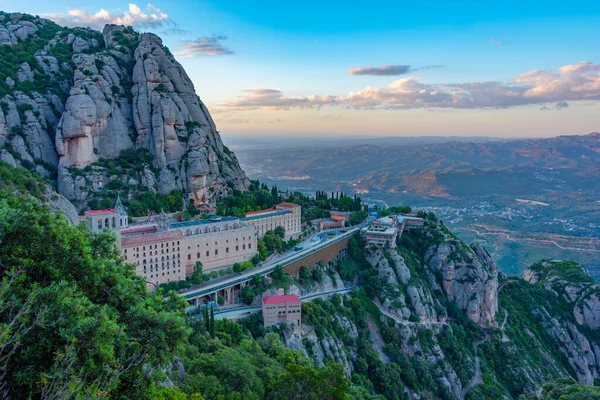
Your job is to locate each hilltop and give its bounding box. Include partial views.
[0,12,249,215]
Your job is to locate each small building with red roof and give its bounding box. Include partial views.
[262,289,302,334]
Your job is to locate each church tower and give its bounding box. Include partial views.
[156,211,170,232]
[114,195,129,229]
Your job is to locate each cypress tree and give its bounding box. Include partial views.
[209,306,216,338]
[203,306,209,332]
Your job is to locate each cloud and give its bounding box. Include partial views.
[43,3,171,30]
[489,38,513,46]
[176,36,234,57]
[347,65,444,77]
[540,106,551,111]
[556,101,569,109]
[348,65,413,76]
[218,61,600,111]
[161,27,190,36]
[215,89,333,111]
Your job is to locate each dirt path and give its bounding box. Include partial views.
[367,319,390,364]
[460,339,486,400]
[373,300,449,327]
[500,311,510,343]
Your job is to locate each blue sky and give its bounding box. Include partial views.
[5,0,600,137]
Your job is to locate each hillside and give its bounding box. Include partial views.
[2,170,600,398]
[0,12,249,213]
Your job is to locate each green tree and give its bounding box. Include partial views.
[241,285,255,305]
[209,306,216,338]
[0,192,189,399]
[299,265,311,285]
[274,225,286,239]
[270,362,350,400]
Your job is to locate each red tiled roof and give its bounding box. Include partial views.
[245,208,276,216]
[330,215,345,221]
[277,202,300,208]
[262,295,301,305]
[85,209,118,215]
[121,230,183,247]
[121,226,157,235]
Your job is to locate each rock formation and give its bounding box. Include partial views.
[0,13,249,211]
[425,233,498,326]
[525,260,600,329]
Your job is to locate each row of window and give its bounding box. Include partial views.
[96,216,125,230]
[126,241,181,254]
[149,269,181,279]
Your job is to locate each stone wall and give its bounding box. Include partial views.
[283,237,349,275]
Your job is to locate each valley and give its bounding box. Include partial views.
[231,133,600,275]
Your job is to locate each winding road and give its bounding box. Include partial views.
[458,227,600,253]
[460,339,486,400]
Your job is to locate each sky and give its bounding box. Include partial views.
[4,0,600,138]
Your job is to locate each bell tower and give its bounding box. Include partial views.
[114,195,129,229]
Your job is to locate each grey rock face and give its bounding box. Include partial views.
[0,15,248,208]
[425,235,498,326]
[525,261,600,329]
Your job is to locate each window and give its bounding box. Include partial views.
[249,243,252,249]
[206,251,209,257]
[188,254,191,260]
[226,247,229,253]
[236,246,239,251]
[215,249,218,256]
[242,244,246,250]
[197,253,200,258]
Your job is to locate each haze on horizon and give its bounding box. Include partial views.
[9,0,600,138]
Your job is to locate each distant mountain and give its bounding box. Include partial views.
[235,132,600,274]
[0,12,249,211]
[235,132,600,198]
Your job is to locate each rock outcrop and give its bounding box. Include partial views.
[0,13,249,210]
[525,260,600,329]
[425,234,498,326]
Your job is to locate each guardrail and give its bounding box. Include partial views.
[181,227,359,300]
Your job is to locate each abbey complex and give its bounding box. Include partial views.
[84,197,301,289]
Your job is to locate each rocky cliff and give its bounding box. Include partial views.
[0,12,249,210]
[267,217,600,399]
[525,260,600,329]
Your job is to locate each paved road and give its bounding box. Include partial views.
[213,286,358,320]
[180,224,365,300]
[373,300,450,327]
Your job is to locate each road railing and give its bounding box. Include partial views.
[181,228,360,300]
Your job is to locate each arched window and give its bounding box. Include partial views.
[112,217,116,228]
